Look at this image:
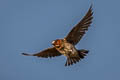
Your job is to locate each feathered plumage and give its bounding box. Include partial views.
[22,5,93,66]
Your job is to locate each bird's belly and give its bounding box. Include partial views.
[57,43,78,57]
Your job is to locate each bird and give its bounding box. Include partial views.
[22,5,93,66]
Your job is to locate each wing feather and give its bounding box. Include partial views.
[22,47,62,58]
[65,5,93,45]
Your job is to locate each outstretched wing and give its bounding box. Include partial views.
[65,5,93,45]
[22,47,62,58]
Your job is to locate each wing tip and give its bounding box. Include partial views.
[90,4,93,14]
[90,3,93,9]
[22,53,33,56]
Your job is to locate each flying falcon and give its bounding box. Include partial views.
[22,5,93,66]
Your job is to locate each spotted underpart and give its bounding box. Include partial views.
[52,39,78,57]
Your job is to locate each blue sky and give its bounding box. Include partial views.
[0,0,120,80]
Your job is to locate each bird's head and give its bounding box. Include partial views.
[52,39,63,48]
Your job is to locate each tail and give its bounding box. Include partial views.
[64,49,89,66]
[77,49,89,59]
[65,57,80,66]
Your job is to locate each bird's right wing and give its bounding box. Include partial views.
[22,47,62,58]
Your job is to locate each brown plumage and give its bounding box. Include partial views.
[22,5,93,66]
[65,5,93,45]
[22,47,61,58]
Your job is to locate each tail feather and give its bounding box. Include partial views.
[77,49,89,59]
[68,58,71,66]
[72,58,76,64]
[65,49,89,66]
[65,57,80,66]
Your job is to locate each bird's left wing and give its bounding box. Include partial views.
[22,47,62,58]
[65,5,93,45]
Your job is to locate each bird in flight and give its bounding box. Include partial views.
[22,5,93,66]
